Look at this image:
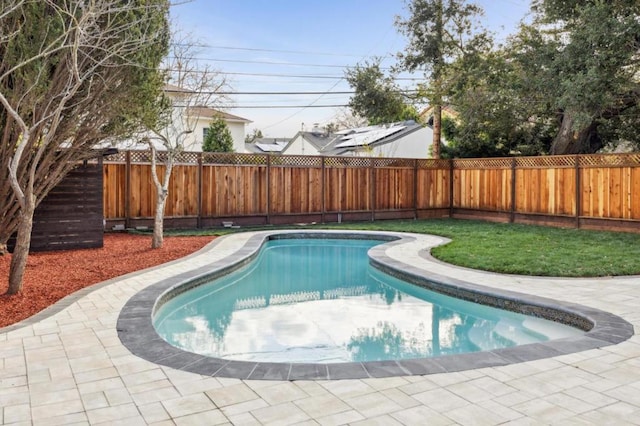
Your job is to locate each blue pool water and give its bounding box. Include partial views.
[153,238,582,363]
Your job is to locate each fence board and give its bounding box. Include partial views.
[375,168,414,210]
[103,163,126,219]
[416,168,449,209]
[632,168,640,220]
[516,168,576,216]
[102,151,640,232]
[201,165,267,216]
[269,166,323,214]
[165,165,199,217]
[582,166,639,219]
[454,169,511,212]
[129,164,156,217]
[324,167,371,212]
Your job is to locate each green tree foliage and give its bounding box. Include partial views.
[435,0,640,157]
[396,0,491,158]
[345,59,419,125]
[203,117,234,152]
[0,0,169,292]
[530,0,640,154]
[441,49,555,158]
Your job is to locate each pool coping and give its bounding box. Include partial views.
[117,230,634,380]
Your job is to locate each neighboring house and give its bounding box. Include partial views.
[279,121,435,159]
[244,137,290,155]
[325,121,434,158]
[281,130,334,156]
[123,84,251,152]
[200,120,436,159]
[188,107,251,153]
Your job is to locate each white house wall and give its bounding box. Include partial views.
[227,122,248,153]
[281,135,322,156]
[183,117,248,153]
[370,127,433,159]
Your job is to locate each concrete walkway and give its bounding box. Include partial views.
[1,231,639,425]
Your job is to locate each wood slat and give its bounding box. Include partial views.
[28,163,104,252]
[101,151,640,230]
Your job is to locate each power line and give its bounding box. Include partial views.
[162,69,423,81]
[171,43,365,58]
[175,104,349,109]
[165,56,394,70]
[228,104,349,109]
[165,89,419,95]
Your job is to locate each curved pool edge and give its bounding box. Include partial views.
[117,230,634,381]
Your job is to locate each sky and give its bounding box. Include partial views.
[170,0,532,138]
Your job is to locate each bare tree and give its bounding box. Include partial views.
[0,0,169,294]
[329,108,369,131]
[144,34,228,249]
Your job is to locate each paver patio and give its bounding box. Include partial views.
[1,231,639,425]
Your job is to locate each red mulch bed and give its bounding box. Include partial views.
[0,233,215,328]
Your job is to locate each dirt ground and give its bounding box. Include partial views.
[0,233,215,328]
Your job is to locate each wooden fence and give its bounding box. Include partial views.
[103,151,640,233]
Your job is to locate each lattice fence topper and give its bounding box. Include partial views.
[103,150,640,169]
[103,152,126,162]
[374,158,415,168]
[324,156,371,168]
[453,157,513,169]
[173,152,199,164]
[202,152,230,164]
[579,153,640,168]
[516,155,575,169]
[129,150,153,163]
[416,159,450,169]
[270,155,322,167]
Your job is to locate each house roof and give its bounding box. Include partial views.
[163,83,192,94]
[294,131,335,152]
[162,84,252,124]
[246,121,427,157]
[314,121,426,156]
[245,138,290,154]
[188,106,252,123]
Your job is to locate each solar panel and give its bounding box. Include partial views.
[256,143,285,152]
[334,126,405,148]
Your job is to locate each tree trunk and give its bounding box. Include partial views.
[550,112,602,155]
[6,195,35,295]
[152,192,167,249]
[432,104,442,159]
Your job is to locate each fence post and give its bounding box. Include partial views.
[370,157,376,221]
[124,150,131,229]
[266,154,271,225]
[197,152,203,229]
[413,159,419,220]
[510,158,517,223]
[575,155,581,228]
[321,156,326,223]
[449,159,454,218]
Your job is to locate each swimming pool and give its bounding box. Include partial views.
[153,238,582,363]
[118,230,633,380]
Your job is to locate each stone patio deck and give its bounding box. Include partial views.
[1,231,639,425]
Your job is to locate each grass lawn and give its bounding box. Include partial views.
[162,218,640,277]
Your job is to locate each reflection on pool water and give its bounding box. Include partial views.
[153,238,582,363]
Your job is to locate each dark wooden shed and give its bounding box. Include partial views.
[9,158,105,253]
